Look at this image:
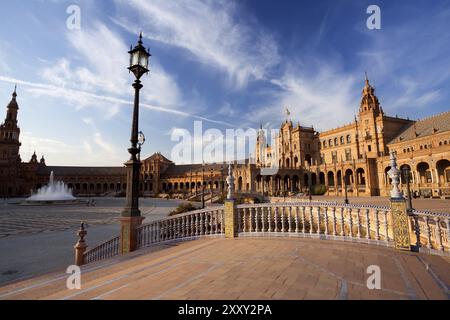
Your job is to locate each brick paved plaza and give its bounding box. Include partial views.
[0,198,191,285]
[1,237,449,300]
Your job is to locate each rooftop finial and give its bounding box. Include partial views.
[12,84,17,97]
[138,32,143,44]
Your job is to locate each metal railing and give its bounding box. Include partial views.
[136,207,225,249]
[83,235,120,264]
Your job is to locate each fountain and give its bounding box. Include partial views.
[23,171,80,205]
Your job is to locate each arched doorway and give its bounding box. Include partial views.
[436,159,450,184]
[327,171,335,187]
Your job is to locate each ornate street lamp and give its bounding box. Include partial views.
[120,33,150,253]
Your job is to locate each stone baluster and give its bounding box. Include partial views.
[190,214,195,237]
[243,208,248,232]
[196,213,200,236]
[295,207,299,233]
[324,207,329,236]
[181,216,186,238]
[435,217,444,251]
[374,210,380,240]
[301,207,306,234]
[365,209,371,240]
[309,206,314,234]
[288,207,293,233]
[268,207,272,232]
[340,207,345,237]
[383,210,389,241]
[446,217,450,250]
[200,212,205,235]
[281,207,286,232]
[274,206,279,232]
[316,207,321,235]
[348,208,353,238]
[206,213,211,235]
[356,209,362,238]
[215,210,219,234]
[425,216,432,249]
[332,207,337,236]
[256,207,260,232]
[237,208,242,232]
[250,208,254,232]
[261,207,266,232]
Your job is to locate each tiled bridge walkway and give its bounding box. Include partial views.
[0,238,449,300]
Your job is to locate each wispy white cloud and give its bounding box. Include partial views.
[113,0,280,88]
[0,75,233,126]
[253,63,360,131]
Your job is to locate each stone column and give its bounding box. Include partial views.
[120,216,144,253]
[388,151,411,251]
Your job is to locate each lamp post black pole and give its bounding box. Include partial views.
[120,33,150,254]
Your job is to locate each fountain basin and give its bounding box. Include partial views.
[20,199,86,206]
[23,171,81,205]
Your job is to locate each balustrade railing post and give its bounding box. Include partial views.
[288,207,293,233]
[413,215,421,249]
[435,217,444,251]
[261,207,266,232]
[356,209,361,238]
[196,213,200,236]
[348,208,354,238]
[426,216,432,249]
[365,209,370,240]
[316,207,321,235]
[74,222,87,266]
[375,210,380,240]
[243,208,248,232]
[224,199,238,238]
[274,207,279,232]
[268,207,272,232]
[295,207,299,233]
[383,210,389,241]
[324,207,329,236]
[309,206,314,235]
[255,207,260,232]
[281,207,286,232]
[332,207,337,236]
[340,207,345,237]
[302,206,306,234]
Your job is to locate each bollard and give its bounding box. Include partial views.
[74,222,87,266]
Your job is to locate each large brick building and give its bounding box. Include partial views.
[1,78,449,198]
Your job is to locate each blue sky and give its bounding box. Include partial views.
[0,0,449,166]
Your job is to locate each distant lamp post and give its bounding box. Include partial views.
[402,167,413,210]
[120,33,151,254]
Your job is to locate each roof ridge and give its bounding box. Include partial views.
[416,110,450,122]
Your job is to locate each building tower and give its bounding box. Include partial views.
[358,75,383,158]
[0,87,22,196]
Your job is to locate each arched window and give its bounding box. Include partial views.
[334,138,338,146]
[346,135,351,143]
[323,140,326,148]
[340,136,344,145]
